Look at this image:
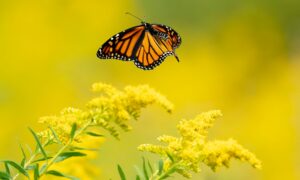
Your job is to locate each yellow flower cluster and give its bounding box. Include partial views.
[39,82,173,142]
[87,83,173,136]
[202,139,262,171]
[39,107,89,143]
[36,82,173,179]
[138,110,261,178]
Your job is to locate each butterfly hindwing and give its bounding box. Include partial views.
[133,30,175,70]
[151,24,182,49]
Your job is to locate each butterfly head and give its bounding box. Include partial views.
[143,22,153,29]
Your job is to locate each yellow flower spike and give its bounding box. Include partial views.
[158,135,182,153]
[138,110,261,178]
[124,85,174,113]
[91,82,118,96]
[177,110,222,141]
[202,139,262,171]
[137,144,167,155]
[157,135,178,143]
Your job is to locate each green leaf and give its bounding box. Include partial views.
[69,146,99,151]
[70,123,77,141]
[158,160,164,175]
[45,170,63,176]
[166,152,174,162]
[29,127,48,159]
[33,164,39,180]
[4,162,10,176]
[54,152,86,163]
[20,158,26,167]
[136,175,141,180]
[117,164,126,180]
[0,171,10,180]
[142,157,149,180]
[19,144,27,160]
[85,131,104,137]
[158,174,170,180]
[32,156,53,163]
[46,170,80,180]
[147,160,153,174]
[2,160,29,178]
[49,126,62,144]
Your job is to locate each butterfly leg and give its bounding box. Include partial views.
[173,51,180,62]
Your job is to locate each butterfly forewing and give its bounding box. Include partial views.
[97,25,145,61]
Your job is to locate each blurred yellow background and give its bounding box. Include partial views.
[0,0,299,179]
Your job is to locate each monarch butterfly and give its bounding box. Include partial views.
[96,13,181,70]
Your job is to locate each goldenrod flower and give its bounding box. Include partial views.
[39,107,88,144]
[39,83,173,143]
[34,83,173,179]
[138,110,261,178]
[202,139,262,171]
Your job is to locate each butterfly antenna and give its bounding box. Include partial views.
[125,12,145,23]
